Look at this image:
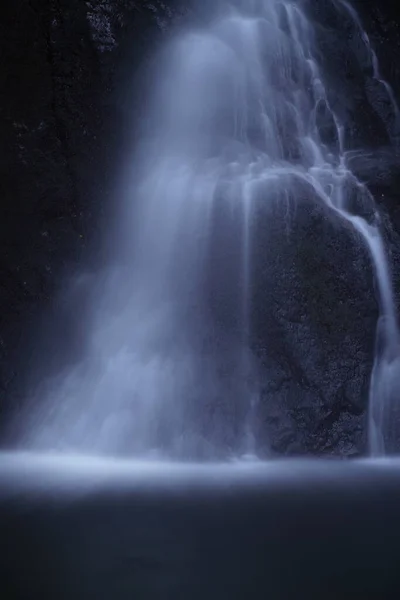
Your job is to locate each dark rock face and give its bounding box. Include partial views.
[251,195,378,457]
[1,0,399,456]
[1,0,90,415]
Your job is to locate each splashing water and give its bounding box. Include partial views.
[18,0,400,458]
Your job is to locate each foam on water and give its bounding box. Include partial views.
[2,451,400,499]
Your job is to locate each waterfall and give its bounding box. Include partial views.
[18,0,399,458]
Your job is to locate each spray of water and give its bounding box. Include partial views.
[17,0,400,458]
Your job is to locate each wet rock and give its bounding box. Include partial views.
[250,193,378,456]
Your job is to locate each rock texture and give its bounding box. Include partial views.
[251,194,378,456]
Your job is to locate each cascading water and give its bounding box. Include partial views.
[17,0,400,458]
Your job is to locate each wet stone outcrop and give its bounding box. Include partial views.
[250,195,378,457]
